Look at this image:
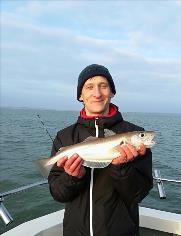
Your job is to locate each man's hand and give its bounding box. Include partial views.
[111,143,146,165]
[57,153,86,178]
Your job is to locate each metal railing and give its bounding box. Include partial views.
[0,170,180,226]
[153,169,181,199]
[0,180,47,225]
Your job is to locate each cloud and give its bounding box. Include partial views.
[1,1,181,113]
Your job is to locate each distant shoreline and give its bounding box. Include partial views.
[1,106,181,115]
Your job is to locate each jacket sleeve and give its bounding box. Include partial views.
[48,133,89,203]
[48,164,89,203]
[108,148,153,206]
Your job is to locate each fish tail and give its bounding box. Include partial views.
[34,157,52,178]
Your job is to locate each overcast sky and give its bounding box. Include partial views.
[1,0,181,113]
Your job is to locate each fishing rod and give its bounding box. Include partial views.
[36,114,54,143]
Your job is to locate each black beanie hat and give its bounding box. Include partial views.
[77,64,116,101]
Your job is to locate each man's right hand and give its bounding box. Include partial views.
[57,153,86,179]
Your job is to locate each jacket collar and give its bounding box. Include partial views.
[77,104,123,129]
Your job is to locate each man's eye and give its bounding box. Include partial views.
[101,84,108,89]
[86,86,93,90]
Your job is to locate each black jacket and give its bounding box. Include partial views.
[48,106,153,236]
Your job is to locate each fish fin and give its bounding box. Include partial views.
[109,145,123,153]
[104,129,116,137]
[34,157,52,178]
[82,136,98,143]
[83,160,111,168]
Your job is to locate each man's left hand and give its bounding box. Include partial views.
[111,143,146,165]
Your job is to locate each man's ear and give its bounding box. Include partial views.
[79,95,83,102]
[110,93,114,98]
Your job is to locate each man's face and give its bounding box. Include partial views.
[79,76,114,116]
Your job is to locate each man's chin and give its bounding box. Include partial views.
[86,102,110,116]
[90,107,108,115]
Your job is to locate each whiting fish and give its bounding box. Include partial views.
[35,130,155,177]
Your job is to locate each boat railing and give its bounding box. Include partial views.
[0,170,181,226]
[0,180,47,225]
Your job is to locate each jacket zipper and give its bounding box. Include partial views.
[89,118,99,236]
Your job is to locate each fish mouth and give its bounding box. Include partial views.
[147,140,156,147]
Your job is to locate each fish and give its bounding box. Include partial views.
[35,130,155,177]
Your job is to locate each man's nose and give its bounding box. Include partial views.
[93,87,102,97]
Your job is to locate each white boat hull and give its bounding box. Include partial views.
[1,207,181,236]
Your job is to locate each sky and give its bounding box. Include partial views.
[1,0,181,113]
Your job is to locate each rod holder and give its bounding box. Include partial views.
[154,169,166,199]
[0,200,13,225]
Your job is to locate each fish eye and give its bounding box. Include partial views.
[139,133,145,138]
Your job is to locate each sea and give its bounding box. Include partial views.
[0,107,181,234]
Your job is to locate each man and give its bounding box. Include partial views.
[48,64,153,236]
